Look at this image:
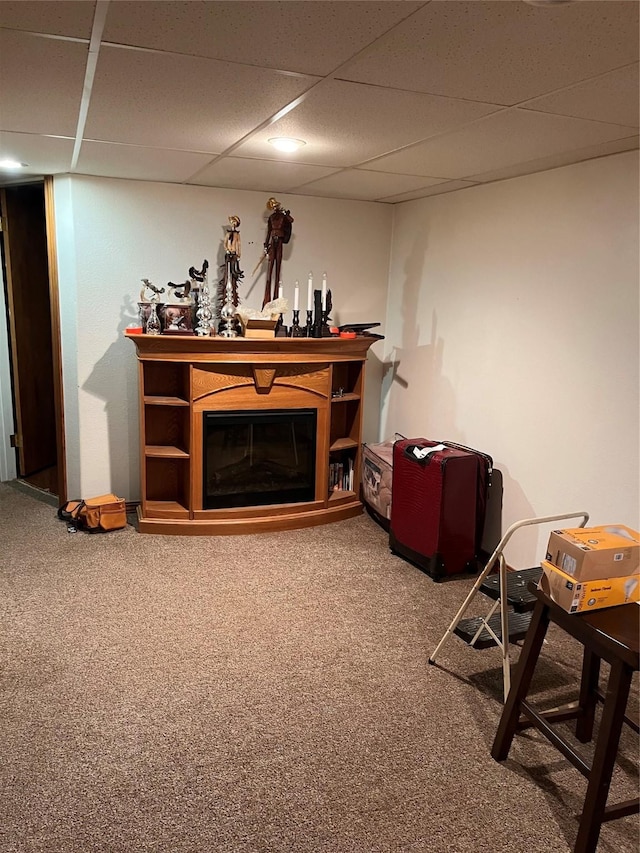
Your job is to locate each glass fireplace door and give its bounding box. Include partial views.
[203,409,317,509]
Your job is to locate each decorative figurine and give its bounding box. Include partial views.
[254,197,294,308]
[139,278,165,334]
[166,280,192,303]
[217,215,243,334]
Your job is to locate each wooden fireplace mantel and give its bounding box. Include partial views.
[126,332,377,535]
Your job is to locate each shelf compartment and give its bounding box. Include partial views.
[144,404,189,451]
[143,361,189,400]
[145,457,189,511]
[331,362,362,398]
[329,398,360,448]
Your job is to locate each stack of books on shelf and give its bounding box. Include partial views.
[329,458,354,492]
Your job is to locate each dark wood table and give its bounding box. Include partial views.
[491,583,639,853]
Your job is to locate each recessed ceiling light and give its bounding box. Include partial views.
[0,158,27,170]
[268,137,306,153]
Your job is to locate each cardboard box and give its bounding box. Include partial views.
[544,525,639,583]
[539,560,640,613]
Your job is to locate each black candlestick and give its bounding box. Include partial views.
[290,309,305,337]
[275,313,288,337]
[311,290,323,337]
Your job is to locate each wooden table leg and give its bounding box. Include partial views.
[574,660,633,853]
[491,599,550,762]
[576,647,601,744]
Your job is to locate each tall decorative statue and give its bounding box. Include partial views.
[221,214,243,307]
[260,197,293,308]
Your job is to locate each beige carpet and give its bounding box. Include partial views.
[0,482,637,853]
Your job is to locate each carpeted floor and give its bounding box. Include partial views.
[0,482,637,853]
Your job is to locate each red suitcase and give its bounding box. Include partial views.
[389,438,492,580]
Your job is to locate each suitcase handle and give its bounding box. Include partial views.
[402,443,446,465]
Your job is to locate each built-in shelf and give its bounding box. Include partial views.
[328,489,357,504]
[330,437,359,452]
[331,392,360,403]
[144,396,189,406]
[145,445,189,458]
[144,499,189,518]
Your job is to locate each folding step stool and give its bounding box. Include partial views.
[428,511,590,701]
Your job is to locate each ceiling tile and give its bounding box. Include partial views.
[76,141,217,183]
[0,31,87,136]
[192,156,339,192]
[0,132,74,177]
[294,169,445,202]
[467,135,640,184]
[102,1,423,76]
[233,79,500,167]
[339,1,640,106]
[379,180,479,204]
[0,0,95,38]
[365,110,638,179]
[522,63,639,128]
[85,46,318,152]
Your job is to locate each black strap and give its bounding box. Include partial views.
[57,500,85,529]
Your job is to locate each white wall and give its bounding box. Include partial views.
[53,176,392,498]
[382,151,640,567]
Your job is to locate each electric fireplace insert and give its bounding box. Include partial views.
[203,409,317,509]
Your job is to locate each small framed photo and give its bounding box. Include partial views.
[163,304,194,335]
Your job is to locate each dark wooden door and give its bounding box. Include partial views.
[1,183,57,478]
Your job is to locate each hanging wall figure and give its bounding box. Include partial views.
[261,197,293,308]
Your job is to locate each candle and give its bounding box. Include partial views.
[293,280,299,311]
[278,282,283,300]
[307,272,313,311]
[321,272,327,311]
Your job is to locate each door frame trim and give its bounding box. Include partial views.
[44,176,67,505]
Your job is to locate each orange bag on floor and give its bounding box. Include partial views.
[58,494,127,532]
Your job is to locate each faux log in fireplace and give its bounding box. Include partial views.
[126,333,376,534]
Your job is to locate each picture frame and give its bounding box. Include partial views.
[162,304,195,335]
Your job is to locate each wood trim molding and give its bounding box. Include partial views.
[44,176,67,505]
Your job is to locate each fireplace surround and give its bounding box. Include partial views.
[126,334,376,534]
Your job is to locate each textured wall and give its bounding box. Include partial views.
[53,177,392,499]
[383,151,639,566]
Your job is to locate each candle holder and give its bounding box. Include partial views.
[305,309,313,337]
[195,269,212,337]
[275,313,288,337]
[320,309,331,337]
[290,309,306,337]
[310,291,322,338]
[145,298,162,335]
[219,272,238,338]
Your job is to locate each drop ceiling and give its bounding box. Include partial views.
[0,0,638,203]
